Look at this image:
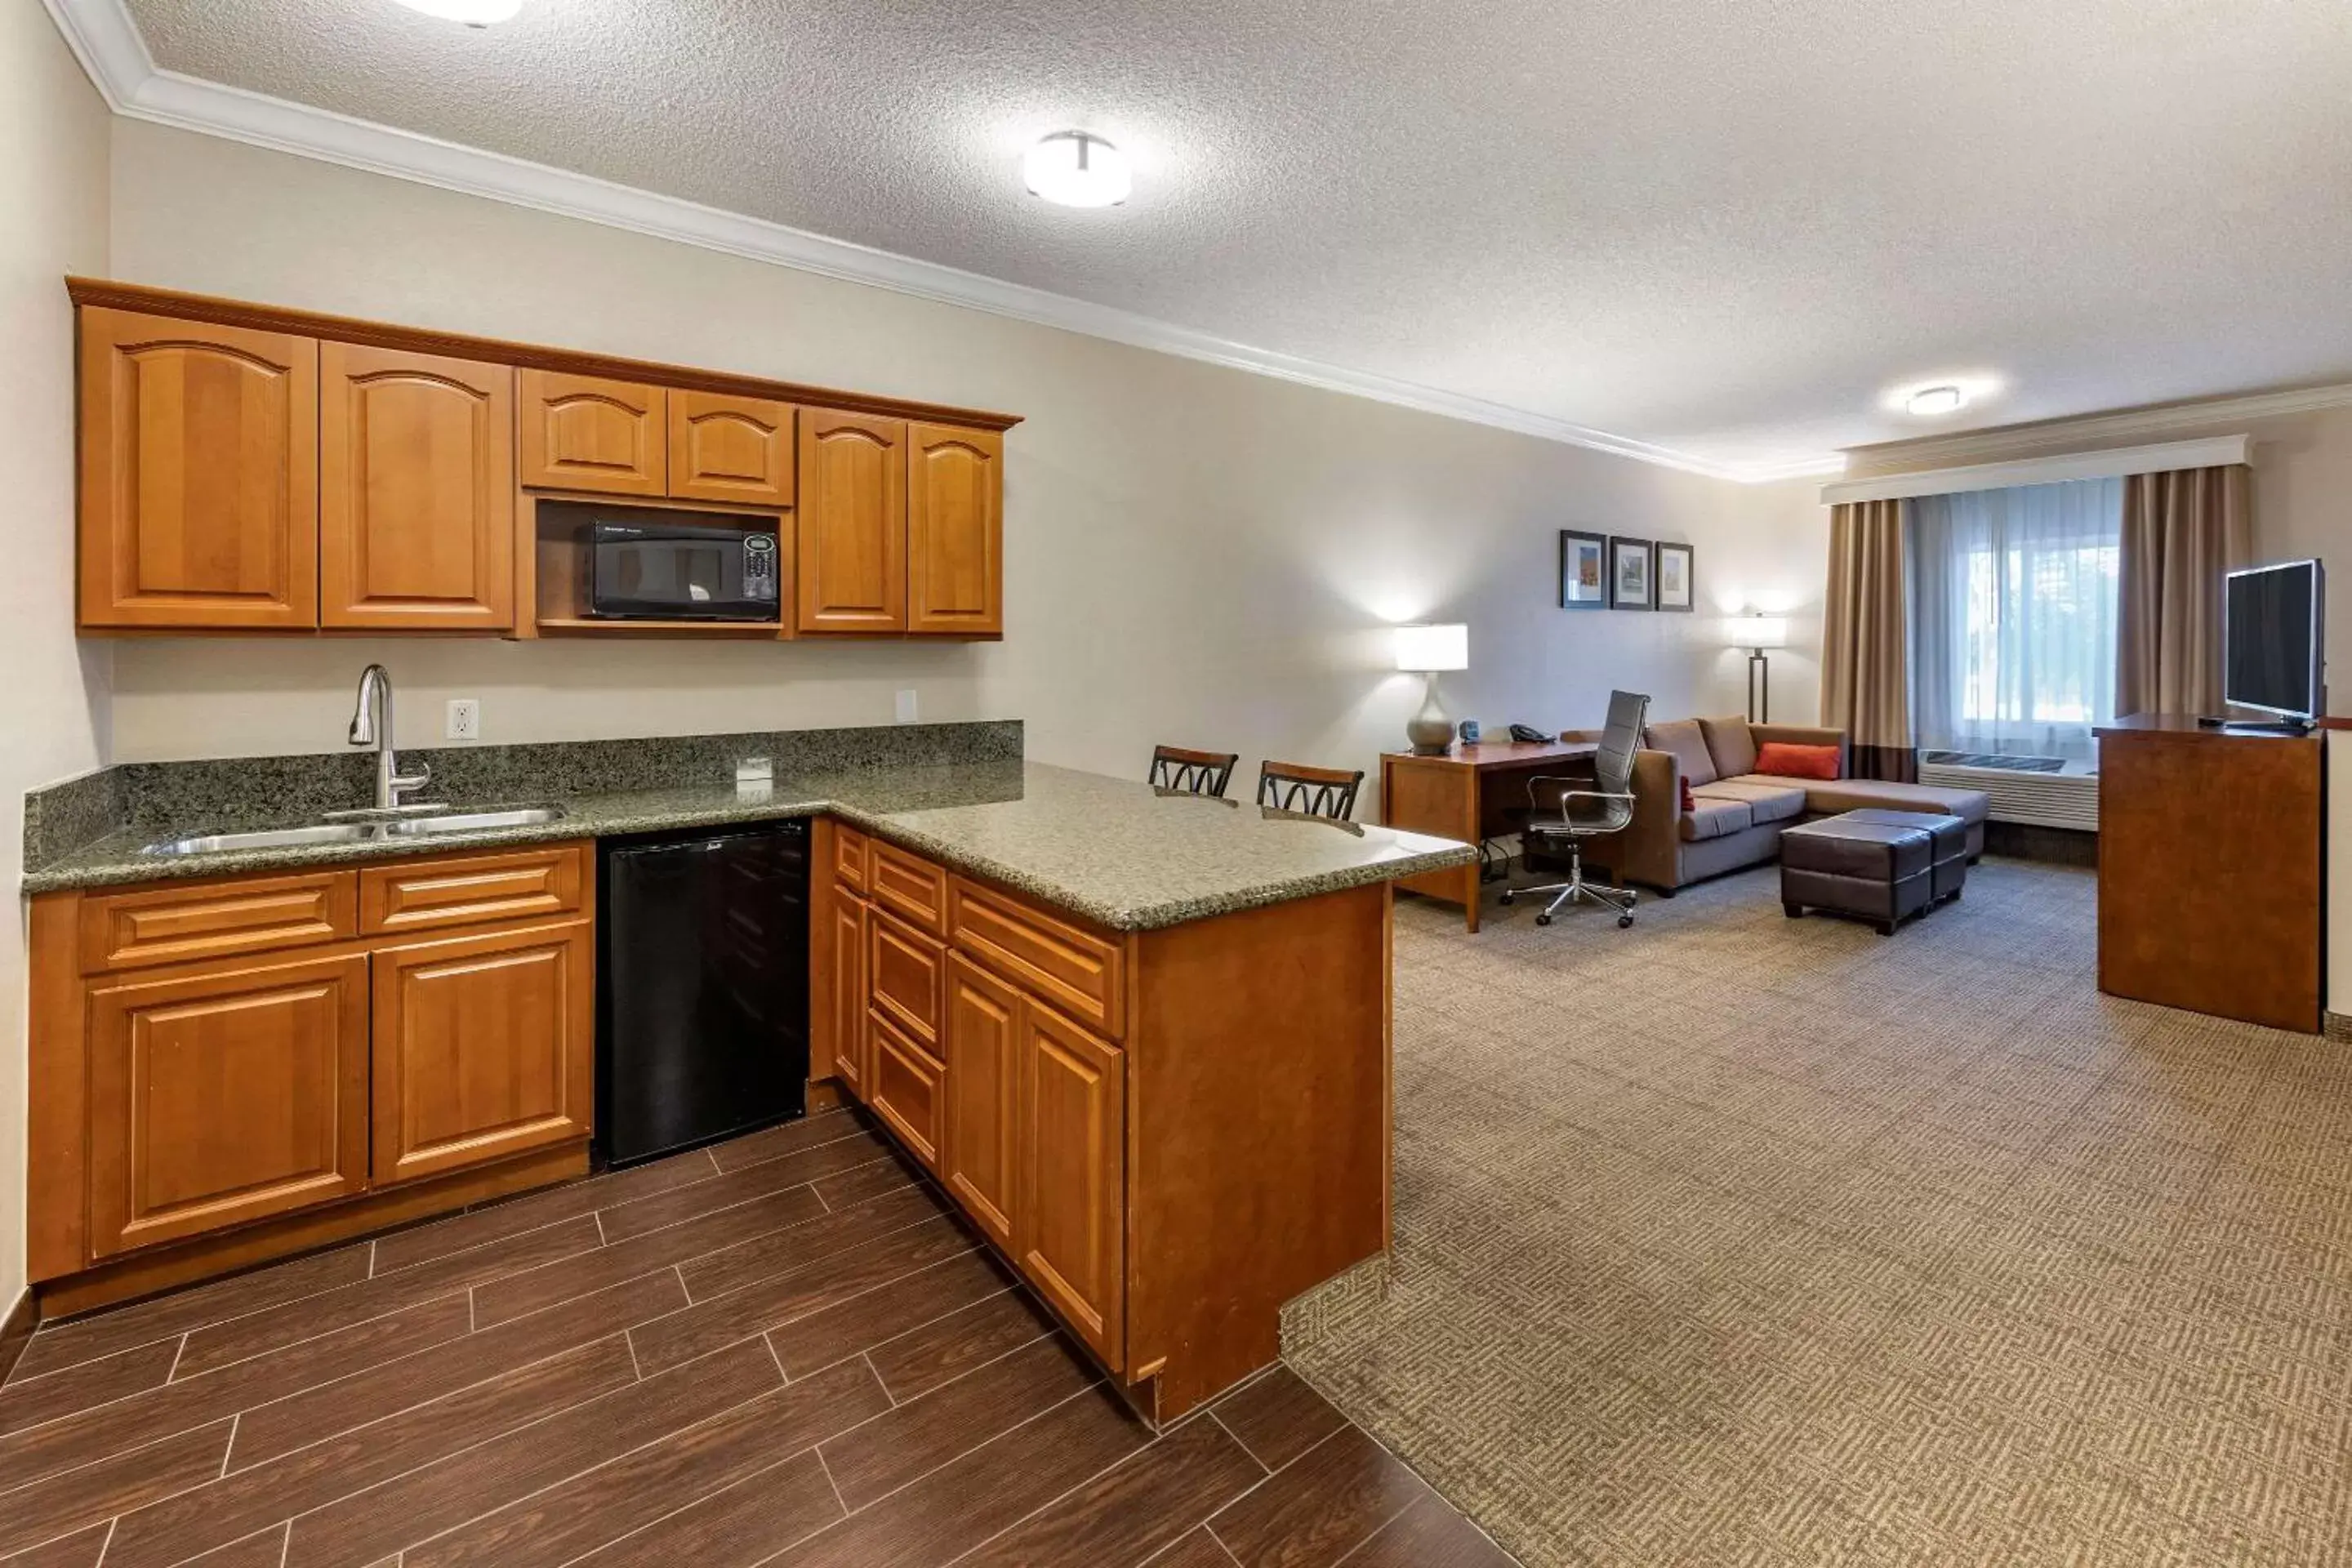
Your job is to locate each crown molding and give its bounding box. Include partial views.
[43,0,1842,488]
[1843,381,2352,474]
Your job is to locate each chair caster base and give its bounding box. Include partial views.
[1499,891,1515,906]
[1617,914,1634,929]
[1535,912,1552,926]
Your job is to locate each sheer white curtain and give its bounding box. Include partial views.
[1909,478,2123,764]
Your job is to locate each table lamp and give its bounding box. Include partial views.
[1729,612,1788,723]
[1395,624,1469,755]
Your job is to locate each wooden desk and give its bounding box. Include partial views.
[1379,740,1597,932]
[2095,713,2323,1033]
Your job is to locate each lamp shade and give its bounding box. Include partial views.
[1394,623,1468,672]
[1728,612,1788,651]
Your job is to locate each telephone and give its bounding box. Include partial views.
[1507,723,1552,745]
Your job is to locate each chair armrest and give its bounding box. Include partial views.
[1752,724,1850,779]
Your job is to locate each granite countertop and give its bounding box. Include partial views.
[22,761,1474,932]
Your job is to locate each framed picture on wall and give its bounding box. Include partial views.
[1655,542,1695,612]
[1609,537,1655,609]
[1559,529,1608,609]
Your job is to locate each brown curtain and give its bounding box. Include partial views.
[2118,466,2252,718]
[1821,498,1916,781]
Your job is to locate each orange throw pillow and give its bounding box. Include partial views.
[1755,742,1840,780]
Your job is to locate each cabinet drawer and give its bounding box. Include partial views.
[867,1009,945,1171]
[834,822,871,894]
[870,840,948,936]
[79,871,359,974]
[868,907,946,1048]
[950,879,1126,1040]
[360,844,586,935]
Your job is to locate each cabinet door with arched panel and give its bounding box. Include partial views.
[321,344,514,630]
[796,409,906,633]
[77,309,319,630]
[908,423,1003,637]
[669,391,794,506]
[519,370,666,496]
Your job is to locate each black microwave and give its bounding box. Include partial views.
[586,521,780,621]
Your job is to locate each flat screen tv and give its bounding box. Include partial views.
[2224,559,2325,719]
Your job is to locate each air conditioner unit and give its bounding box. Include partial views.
[1917,752,2099,831]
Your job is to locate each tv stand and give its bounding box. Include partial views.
[2095,713,2321,1033]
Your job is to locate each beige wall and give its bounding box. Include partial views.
[1846,403,2352,697]
[2,7,111,1314]
[103,122,1825,777]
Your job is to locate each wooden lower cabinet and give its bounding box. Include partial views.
[85,951,370,1258]
[942,955,1019,1248]
[1013,1000,1125,1368]
[866,1009,946,1171]
[31,842,599,1311]
[369,918,594,1187]
[830,893,871,1098]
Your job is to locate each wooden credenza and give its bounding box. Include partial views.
[2096,715,2323,1032]
[812,818,1392,1420]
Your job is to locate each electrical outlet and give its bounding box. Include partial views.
[894,689,919,724]
[445,699,481,741]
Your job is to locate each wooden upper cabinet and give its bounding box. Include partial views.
[320,344,514,630]
[85,951,369,1258]
[78,308,319,630]
[907,424,1003,637]
[797,410,906,633]
[519,371,667,497]
[369,918,594,1187]
[669,392,794,506]
[1017,1003,1125,1370]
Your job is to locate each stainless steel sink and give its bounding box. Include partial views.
[142,823,382,856]
[140,805,567,856]
[384,806,568,835]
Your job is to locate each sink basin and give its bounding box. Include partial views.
[140,805,568,856]
[142,823,381,856]
[384,807,568,835]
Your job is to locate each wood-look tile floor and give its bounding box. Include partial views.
[0,1109,1517,1568]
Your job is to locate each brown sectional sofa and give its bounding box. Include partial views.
[1577,715,1991,895]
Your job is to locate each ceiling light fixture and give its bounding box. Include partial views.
[390,0,524,25]
[1023,132,1131,208]
[1905,385,1967,416]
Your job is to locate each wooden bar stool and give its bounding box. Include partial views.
[1257,760,1365,821]
[1149,745,1240,798]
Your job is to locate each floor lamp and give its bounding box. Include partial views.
[1731,612,1788,724]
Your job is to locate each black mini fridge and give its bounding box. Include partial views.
[597,820,809,1166]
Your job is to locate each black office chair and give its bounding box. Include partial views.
[1257,760,1364,821]
[1502,689,1649,928]
[1148,745,1239,798]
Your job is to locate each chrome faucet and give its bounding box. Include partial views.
[347,664,434,812]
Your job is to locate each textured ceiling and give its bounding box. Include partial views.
[120,0,2352,471]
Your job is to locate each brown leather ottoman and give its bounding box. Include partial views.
[1780,809,1964,934]
[1838,808,1970,904]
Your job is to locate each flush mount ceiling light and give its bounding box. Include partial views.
[390,0,525,24]
[1023,132,1132,208]
[1905,385,1967,416]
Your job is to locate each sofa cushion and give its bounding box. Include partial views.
[1680,794,1753,841]
[1756,742,1842,780]
[1697,715,1758,780]
[1803,777,1992,825]
[1698,776,1809,826]
[1646,718,1718,787]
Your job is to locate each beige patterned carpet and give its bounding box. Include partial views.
[1287,858,2351,1567]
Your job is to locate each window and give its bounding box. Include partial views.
[1908,477,2123,764]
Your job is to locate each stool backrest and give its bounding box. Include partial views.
[1149,745,1239,798]
[1256,760,1364,821]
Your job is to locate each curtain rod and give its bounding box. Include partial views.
[1820,434,2251,506]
